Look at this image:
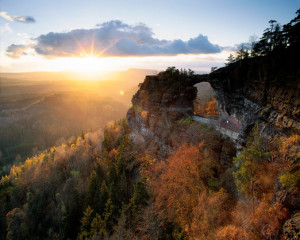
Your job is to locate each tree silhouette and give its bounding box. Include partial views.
[225,53,235,65]
[225,8,300,59]
[236,44,249,61]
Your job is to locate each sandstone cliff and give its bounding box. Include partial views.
[206,46,300,146]
[127,46,299,149]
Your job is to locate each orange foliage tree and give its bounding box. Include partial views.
[206,98,219,117]
[194,97,218,118]
[216,225,248,240]
[146,142,231,238]
[190,188,232,239]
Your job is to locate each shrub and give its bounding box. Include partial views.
[280,169,300,189]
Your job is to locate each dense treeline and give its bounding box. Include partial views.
[0,115,299,239]
[0,116,235,239]
[226,9,300,64]
[0,120,148,239]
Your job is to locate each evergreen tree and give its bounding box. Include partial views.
[131,180,149,207]
[236,44,249,61]
[225,54,235,65]
[87,170,98,208]
[78,206,94,240]
[210,66,218,72]
[90,213,106,238]
[233,125,270,212]
[99,181,109,214]
[103,199,114,234]
[102,129,113,153]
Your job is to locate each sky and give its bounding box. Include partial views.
[0,0,299,73]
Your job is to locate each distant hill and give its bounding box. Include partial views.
[0,68,157,84]
[0,92,128,174]
[0,69,157,175]
[0,69,157,106]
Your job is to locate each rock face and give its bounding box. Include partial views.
[127,70,198,150]
[282,212,300,240]
[127,48,299,148]
[203,48,300,146]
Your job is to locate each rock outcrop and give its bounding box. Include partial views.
[127,70,197,148]
[203,47,300,145]
[282,212,300,240]
[127,47,300,148]
[126,47,300,239]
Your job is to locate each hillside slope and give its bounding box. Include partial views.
[0,92,128,173]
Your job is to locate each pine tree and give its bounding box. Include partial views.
[225,54,235,65]
[78,206,94,240]
[99,180,109,214]
[87,170,97,208]
[103,199,114,234]
[131,180,149,206]
[90,213,106,238]
[103,129,113,153]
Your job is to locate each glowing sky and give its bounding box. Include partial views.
[0,0,299,73]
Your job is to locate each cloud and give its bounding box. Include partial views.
[5,44,32,59]
[6,20,221,58]
[0,12,35,23]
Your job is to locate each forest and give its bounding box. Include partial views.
[0,117,298,239]
[0,8,299,240]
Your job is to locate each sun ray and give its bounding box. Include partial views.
[90,33,95,56]
[72,35,88,57]
[94,40,118,58]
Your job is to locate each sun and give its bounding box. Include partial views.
[53,55,108,81]
[56,35,121,78]
[59,55,107,80]
[63,35,106,75]
[76,55,102,73]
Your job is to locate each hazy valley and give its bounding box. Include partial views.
[0,69,155,174]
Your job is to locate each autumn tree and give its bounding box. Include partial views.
[190,189,232,239]
[205,97,219,118]
[269,134,300,190]
[216,225,248,240]
[150,142,221,236]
